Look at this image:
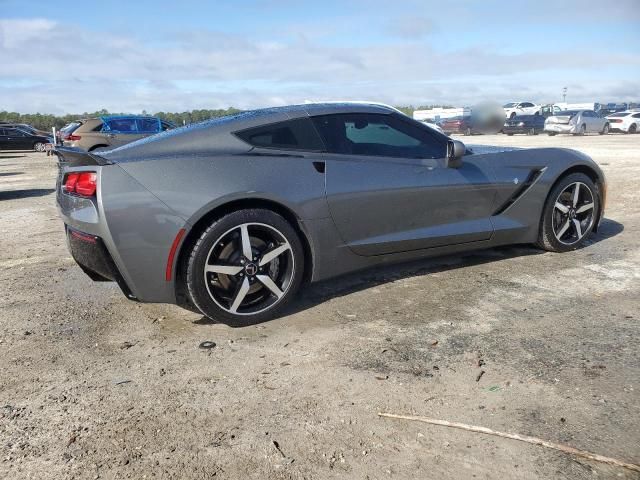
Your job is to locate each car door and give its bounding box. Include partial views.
[102,118,141,147]
[4,128,31,150]
[312,112,497,256]
[582,111,595,132]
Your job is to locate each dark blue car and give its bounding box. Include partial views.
[503,114,545,135]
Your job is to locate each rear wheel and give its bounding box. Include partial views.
[629,124,637,134]
[600,124,609,135]
[537,173,599,253]
[186,209,304,325]
[547,132,556,136]
[527,128,535,136]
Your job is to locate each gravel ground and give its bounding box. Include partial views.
[1,133,638,480]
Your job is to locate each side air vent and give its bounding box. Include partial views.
[492,168,545,216]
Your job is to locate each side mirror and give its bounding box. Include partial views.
[446,139,465,168]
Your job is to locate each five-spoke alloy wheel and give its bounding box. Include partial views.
[186,209,304,325]
[538,173,600,252]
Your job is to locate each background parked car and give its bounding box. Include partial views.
[440,116,478,135]
[503,114,546,135]
[544,110,609,136]
[539,104,563,118]
[56,121,82,143]
[503,101,540,119]
[62,115,175,151]
[606,111,640,134]
[0,122,49,137]
[0,126,52,151]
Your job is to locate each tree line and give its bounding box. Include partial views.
[0,105,450,131]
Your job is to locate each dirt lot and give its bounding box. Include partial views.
[1,133,639,480]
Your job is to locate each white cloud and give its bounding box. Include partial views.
[0,17,638,114]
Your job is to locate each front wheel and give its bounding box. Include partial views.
[600,124,609,135]
[186,209,304,325]
[33,142,45,152]
[537,173,599,253]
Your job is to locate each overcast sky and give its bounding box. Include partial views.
[1,0,639,114]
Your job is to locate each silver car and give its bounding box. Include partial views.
[545,110,609,136]
[55,103,606,325]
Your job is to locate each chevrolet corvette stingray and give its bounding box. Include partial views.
[56,103,606,325]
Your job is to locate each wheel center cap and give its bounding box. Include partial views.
[569,209,576,219]
[244,263,258,276]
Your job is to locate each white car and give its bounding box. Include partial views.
[606,111,640,133]
[544,110,609,136]
[503,102,540,119]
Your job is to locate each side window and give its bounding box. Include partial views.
[521,102,533,108]
[7,128,25,136]
[105,118,137,133]
[0,129,5,136]
[161,121,173,131]
[235,117,324,151]
[311,113,446,159]
[633,113,640,119]
[137,118,160,133]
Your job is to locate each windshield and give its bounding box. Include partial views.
[503,102,517,108]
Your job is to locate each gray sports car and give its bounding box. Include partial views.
[56,103,606,325]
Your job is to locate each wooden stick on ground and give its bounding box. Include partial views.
[378,412,640,473]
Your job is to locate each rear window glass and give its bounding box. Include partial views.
[608,112,630,118]
[558,110,580,116]
[235,117,324,151]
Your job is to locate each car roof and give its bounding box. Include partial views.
[95,102,403,161]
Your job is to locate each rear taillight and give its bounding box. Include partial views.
[63,172,97,197]
[64,134,81,141]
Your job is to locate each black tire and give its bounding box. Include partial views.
[629,124,637,134]
[537,173,600,253]
[547,132,556,136]
[527,128,535,136]
[507,133,514,136]
[186,209,304,326]
[574,124,586,136]
[599,124,609,135]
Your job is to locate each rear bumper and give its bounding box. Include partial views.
[65,226,137,299]
[56,163,187,304]
[544,123,578,134]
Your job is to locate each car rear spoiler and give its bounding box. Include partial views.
[54,146,113,167]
